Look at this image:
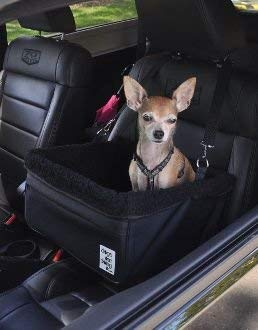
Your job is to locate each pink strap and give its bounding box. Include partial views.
[95,95,120,125]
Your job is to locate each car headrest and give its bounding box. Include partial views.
[136,0,246,60]
[4,36,93,87]
[18,7,76,33]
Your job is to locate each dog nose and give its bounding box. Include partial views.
[153,130,164,140]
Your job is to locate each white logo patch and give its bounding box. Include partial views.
[99,245,116,275]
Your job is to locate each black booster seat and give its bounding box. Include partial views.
[25,140,234,283]
[24,0,258,283]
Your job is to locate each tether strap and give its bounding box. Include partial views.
[136,19,151,60]
[196,59,232,180]
[134,147,174,190]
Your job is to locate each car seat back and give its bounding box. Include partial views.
[0,7,94,188]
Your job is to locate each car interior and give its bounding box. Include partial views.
[0,0,257,329]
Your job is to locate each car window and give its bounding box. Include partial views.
[6,0,137,43]
[232,0,258,11]
[71,0,137,30]
[6,21,52,43]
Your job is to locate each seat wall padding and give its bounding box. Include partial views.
[25,142,234,218]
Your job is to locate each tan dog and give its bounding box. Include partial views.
[124,76,196,191]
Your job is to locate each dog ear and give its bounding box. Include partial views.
[172,77,197,112]
[123,76,148,111]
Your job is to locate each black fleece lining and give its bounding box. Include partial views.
[25,142,235,218]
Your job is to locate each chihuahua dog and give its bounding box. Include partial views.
[124,76,196,191]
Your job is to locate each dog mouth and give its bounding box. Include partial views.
[152,139,164,144]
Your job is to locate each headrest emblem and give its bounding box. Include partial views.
[22,49,41,65]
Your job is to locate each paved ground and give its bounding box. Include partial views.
[183,265,258,330]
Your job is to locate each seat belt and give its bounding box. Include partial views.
[196,58,232,180]
[136,19,149,60]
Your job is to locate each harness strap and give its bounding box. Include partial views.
[134,147,174,190]
[196,59,232,180]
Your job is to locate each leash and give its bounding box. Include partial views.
[196,58,232,180]
[134,147,174,190]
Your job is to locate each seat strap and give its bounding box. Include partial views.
[136,19,150,60]
[196,59,232,180]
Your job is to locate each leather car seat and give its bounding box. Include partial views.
[0,259,116,330]
[0,7,94,211]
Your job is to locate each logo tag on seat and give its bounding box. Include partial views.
[99,245,116,275]
[22,49,41,65]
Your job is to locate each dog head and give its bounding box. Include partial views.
[124,76,196,144]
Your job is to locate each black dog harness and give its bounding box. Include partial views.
[134,147,175,190]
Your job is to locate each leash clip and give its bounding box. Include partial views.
[97,118,116,136]
[197,141,214,168]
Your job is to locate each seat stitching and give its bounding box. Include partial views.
[23,260,74,286]
[5,67,60,84]
[54,42,67,83]
[2,92,48,111]
[0,286,24,299]
[47,87,70,146]
[0,118,39,138]
[19,289,65,326]
[45,273,65,301]
[36,86,58,148]
[0,302,31,322]
[0,145,24,161]
[70,293,92,307]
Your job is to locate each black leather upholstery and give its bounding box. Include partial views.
[0,35,93,207]
[136,0,246,60]
[19,7,76,33]
[0,260,115,329]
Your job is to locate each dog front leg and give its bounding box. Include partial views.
[129,161,139,191]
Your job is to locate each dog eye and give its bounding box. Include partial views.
[143,114,153,122]
[167,118,177,124]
